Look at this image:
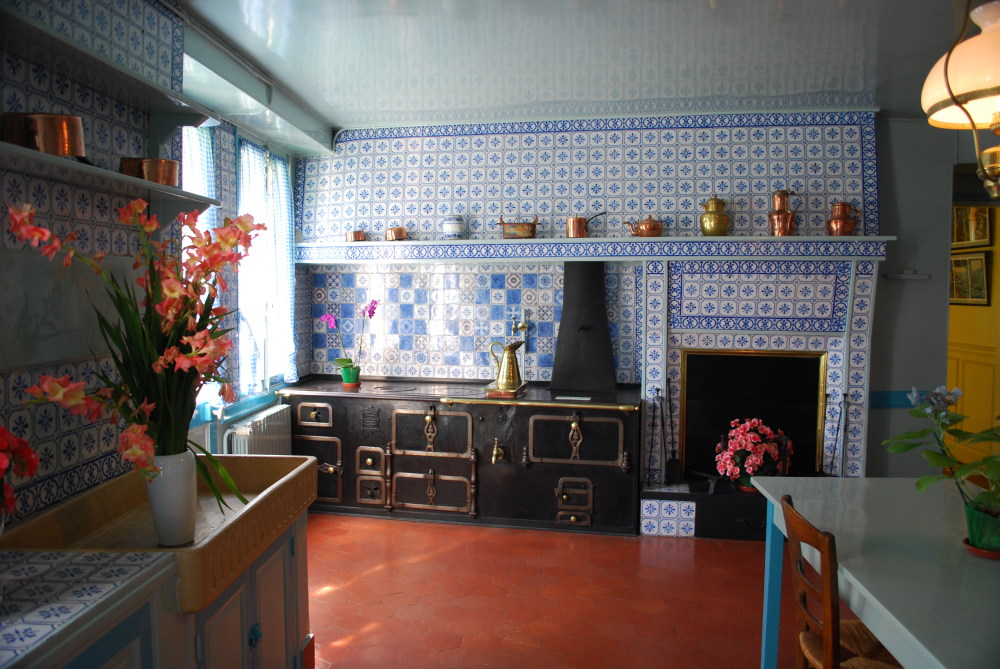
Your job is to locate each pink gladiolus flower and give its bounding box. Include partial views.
[119,424,159,480]
[27,374,86,410]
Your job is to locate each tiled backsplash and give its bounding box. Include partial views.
[306,262,641,384]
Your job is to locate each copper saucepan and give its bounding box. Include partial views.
[386,226,408,241]
[565,211,606,238]
[119,158,180,186]
[2,113,86,157]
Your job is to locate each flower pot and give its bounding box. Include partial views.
[340,365,361,387]
[737,483,759,493]
[964,501,1000,554]
[146,451,197,546]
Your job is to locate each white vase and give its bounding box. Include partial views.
[146,451,197,546]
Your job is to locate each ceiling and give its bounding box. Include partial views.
[171,0,963,153]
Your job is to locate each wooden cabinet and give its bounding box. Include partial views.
[281,384,640,534]
[193,516,308,669]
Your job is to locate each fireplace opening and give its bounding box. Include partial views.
[679,350,827,479]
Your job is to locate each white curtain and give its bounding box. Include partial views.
[237,139,298,397]
[180,126,218,230]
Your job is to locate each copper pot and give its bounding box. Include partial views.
[566,211,606,238]
[2,113,86,157]
[386,226,408,241]
[119,158,179,186]
[345,230,366,242]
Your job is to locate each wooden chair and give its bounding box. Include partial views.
[780,495,902,669]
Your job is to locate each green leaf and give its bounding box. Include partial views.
[885,440,927,453]
[189,442,249,512]
[915,474,949,492]
[921,450,958,467]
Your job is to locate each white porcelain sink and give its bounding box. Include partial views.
[0,454,317,612]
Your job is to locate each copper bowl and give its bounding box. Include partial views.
[345,230,366,242]
[1,113,86,157]
[386,226,408,241]
[119,158,179,186]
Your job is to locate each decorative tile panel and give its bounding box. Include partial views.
[667,260,851,333]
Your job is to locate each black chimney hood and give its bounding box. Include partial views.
[550,261,617,394]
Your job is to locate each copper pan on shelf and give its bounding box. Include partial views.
[1,113,86,158]
[119,158,179,186]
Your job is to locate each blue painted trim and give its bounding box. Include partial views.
[760,503,783,669]
[869,390,913,409]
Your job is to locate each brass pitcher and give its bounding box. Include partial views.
[490,340,524,391]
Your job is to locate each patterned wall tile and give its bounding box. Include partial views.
[296,112,878,245]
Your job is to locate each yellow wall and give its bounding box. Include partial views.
[947,206,1000,461]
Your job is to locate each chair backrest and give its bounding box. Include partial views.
[780,494,841,668]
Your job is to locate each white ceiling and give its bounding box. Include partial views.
[171,0,961,149]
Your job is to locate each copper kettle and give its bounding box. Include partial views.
[624,215,663,237]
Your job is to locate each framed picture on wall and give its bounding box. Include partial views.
[950,251,990,305]
[952,206,992,249]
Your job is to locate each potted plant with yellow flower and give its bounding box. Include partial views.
[8,198,263,546]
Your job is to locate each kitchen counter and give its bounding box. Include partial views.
[0,549,175,667]
[279,377,641,411]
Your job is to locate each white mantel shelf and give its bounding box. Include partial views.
[295,236,893,265]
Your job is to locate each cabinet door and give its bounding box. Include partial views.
[252,538,293,669]
[198,581,251,669]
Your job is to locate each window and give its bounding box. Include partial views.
[237,139,297,396]
[181,126,218,229]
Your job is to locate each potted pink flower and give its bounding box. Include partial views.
[715,418,793,490]
[321,299,379,386]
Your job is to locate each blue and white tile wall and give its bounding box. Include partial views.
[3,0,183,94]
[639,498,696,538]
[0,0,183,519]
[296,111,881,490]
[297,112,877,242]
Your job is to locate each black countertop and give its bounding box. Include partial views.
[278,377,640,411]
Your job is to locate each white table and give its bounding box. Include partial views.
[754,476,1000,669]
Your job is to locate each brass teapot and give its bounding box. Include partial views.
[490,340,524,391]
[624,215,663,237]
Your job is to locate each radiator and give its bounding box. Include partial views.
[224,404,292,455]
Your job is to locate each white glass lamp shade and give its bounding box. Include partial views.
[922,1,1000,129]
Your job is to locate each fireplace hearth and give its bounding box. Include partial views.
[680,349,826,479]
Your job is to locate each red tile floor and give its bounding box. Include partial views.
[306,513,799,668]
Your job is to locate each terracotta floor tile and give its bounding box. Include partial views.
[306,513,800,668]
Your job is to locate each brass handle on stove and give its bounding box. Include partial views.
[310,409,320,419]
[562,494,570,501]
[569,515,578,523]
[491,438,505,464]
[318,462,339,475]
[365,457,374,466]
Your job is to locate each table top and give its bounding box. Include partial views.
[753,476,1000,669]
